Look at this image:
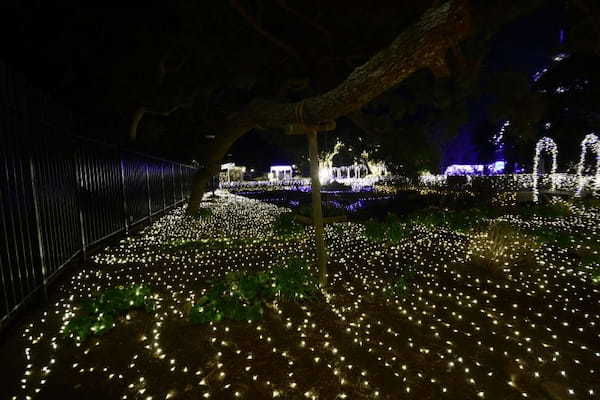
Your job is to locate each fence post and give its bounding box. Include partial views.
[29,156,48,301]
[119,153,129,234]
[179,165,184,202]
[162,164,166,211]
[75,148,87,260]
[146,163,152,221]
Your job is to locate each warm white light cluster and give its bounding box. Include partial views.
[7,191,600,399]
[575,134,600,198]
[532,137,558,202]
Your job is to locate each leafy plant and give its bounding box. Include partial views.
[190,270,273,324]
[321,181,352,191]
[573,197,600,209]
[190,259,320,324]
[407,208,487,232]
[296,204,346,218]
[193,207,213,218]
[273,212,304,236]
[386,214,410,241]
[364,219,388,241]
[383,270,416,298]
[331,223,346,235]
[363,213,409,242]
[532,228,573,248]
[64,285,155,341]
[517,202,571,219]
[592,269,600,285]
[467,222,540,271]
[270,258,320,301]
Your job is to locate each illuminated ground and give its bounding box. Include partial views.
[2,192,600,399]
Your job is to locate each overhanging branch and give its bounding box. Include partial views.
[229,0,306,68]
[188,0,471,211]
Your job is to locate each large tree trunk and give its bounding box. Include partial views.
[306,130,328,287]
[129,106,146,141]
[186,112,256,213]
[186,0,470,214]
[188,164,220,213]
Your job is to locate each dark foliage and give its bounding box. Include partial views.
[363,213,410,242]
[273,212,304,236]
[190,258,319,324]
[64,285,155,341]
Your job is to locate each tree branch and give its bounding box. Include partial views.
[229,0,305,68]
[129,106,146,141]
[347,110,384,137]
[188,0,470,212]
[249,0,470,129]
[275,0,334,50]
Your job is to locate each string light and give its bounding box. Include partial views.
[575,133,600,198]
[6,190,600,399]
[532,137,558,203]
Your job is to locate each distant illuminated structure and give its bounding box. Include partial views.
[269,165,294,181]
[575,133,600,197]
[325,164,371,182]
[444,161,506,176]
[443,120,509,177]
[317,141,388,185]
[532,137,558,202]
[220,162,246,183]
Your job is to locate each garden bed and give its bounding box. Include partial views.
[1,192,599,400]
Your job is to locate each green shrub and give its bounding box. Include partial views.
[321,181,352,191]
[273,212,304,236]
[383,271,416,298]
[363,213,409,242]
[406,208,487,233]
[64,285,155,341]
[190,271,272,324]
[592,269,600,285]
[190,259,319,324]
[331,223,346,235]
[296,204,346,218]
[270,258,320,301]
[467,222,540,271]
[386,214,409,241]
[575,197,600,209]
[364,219,388,241]
[518,202,571,219]
[532,228,573,248]
[193,207,213,218]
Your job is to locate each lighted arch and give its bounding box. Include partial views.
[532,137,558,202]
[575,133,600,197]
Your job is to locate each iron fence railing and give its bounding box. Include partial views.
[0,60,196,330]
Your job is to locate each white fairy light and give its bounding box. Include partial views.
[575,133,600,197]
[6,190,600,399]
[532,137,558,202]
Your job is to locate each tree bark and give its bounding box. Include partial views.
[186,0,470,214]
[129,106,146,141]
[307,130,328,287]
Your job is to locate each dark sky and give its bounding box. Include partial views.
[0,1,569,172]
[441,1,566,170]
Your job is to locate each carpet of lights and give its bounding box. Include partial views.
[4,192,600,399]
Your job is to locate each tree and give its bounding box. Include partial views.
[185,0,472,212]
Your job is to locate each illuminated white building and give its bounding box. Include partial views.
[220,162,246,183]
[269,165,294,181]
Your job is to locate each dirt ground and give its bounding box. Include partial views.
[2,193,599,400]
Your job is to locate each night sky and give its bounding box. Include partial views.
[441,2,566,170]
[0,1,577,173]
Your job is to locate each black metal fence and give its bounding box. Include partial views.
[0,60,196,330]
